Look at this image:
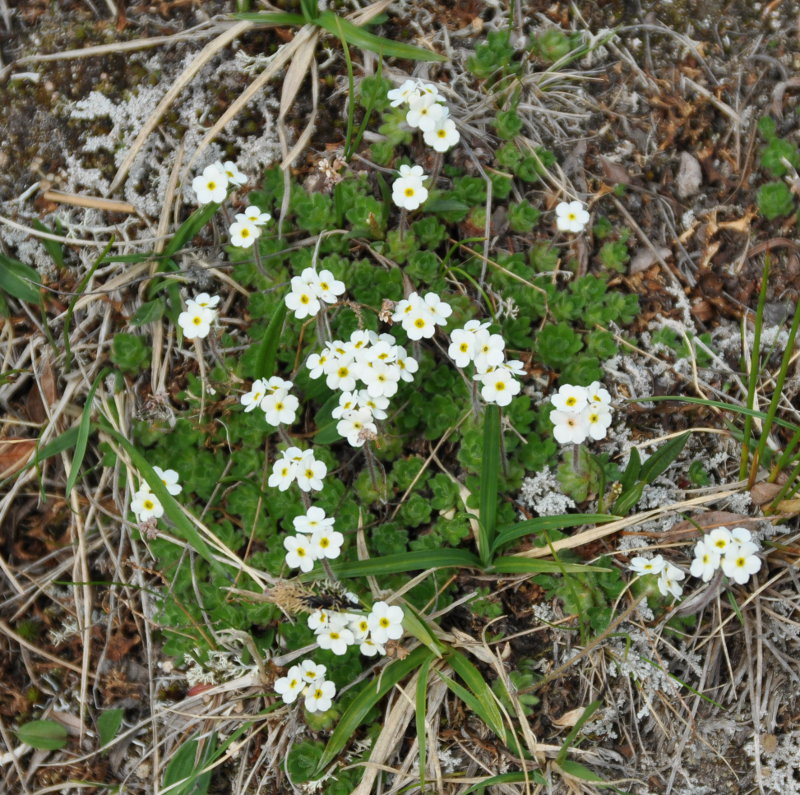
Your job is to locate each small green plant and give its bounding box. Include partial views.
[757,181,795,220]
[110,332,151,374]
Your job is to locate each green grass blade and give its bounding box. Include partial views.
[740,258,770,478]
[555,699,601,764]
[330,14,356,159]
[329,549,481,578]
[0,253,42,305]
[254,301,287,380]
[489,557,610,575]
[32,220,65,268]
[233,11,306,25]
[478,404,501,566]
[401,605,444,658]
[101,424,227,578]
[462,772,546,793]
[415,655,434,789]
[65,369,107,498]
[556,759,607,784]
[315,646,433,774]
[492,513,617,555]
[315,11,446,61]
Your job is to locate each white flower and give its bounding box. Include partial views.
[550,384,589,413]
[337,408,377,447]
[423,117,460,152]
[555,200,590,233]
[131,488,164,521]
[586,381,612,407]
[359,638,386,657]
[448,327,478,368]
[415,81,445,103]
[307,610,334,632]
[360,360,401,399]
[304,679,336,713]
[294,506,335,535]
[236,205,271,225]
[189,293,220,310]
[628,554,665,576]
[392,292,449,340]
[689,539,721,582]
[310,269,345,304]
[550,409,588,445]
[309,529,344,560]
[229,219,260,248]
[192,163,228,204]
[348,615,371,641]
[295,450,327,493]
[478,368,521,407]
[153,466,182,495]
[178,304,215,340]
[394,345,419,382]
[220,160,247,187]
[284,534,317,573]
[472,329,505,373]
[730,527,752,544]
[367,601,404,644]
[392,165,429,211]
[355,390,389,420]
[241,378,270,413]
[274,665,304,704]
[262,390,299,427]
[387,78,419,107]
[500,359,526,377]
[707,527,734,555]
[268,448,301,491]
[325,357,358,392]
[406,96,448,132]
[721,541,761,585]
[285,276,322,320]
[657,563,685,599]
[423,292,453,325]
[316,626,354,655]
[581,404,613,441]
[306,349,331,379]
[298,660,327,685]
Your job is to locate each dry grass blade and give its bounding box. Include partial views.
[108,21,253,194]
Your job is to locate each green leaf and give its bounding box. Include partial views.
[555,699,601,765]
[462,772,546,793]
[65,370,107,497]
[416,655,434,789]
[254,303,287,380]
[97,708,124,747]
[315,647,434,774]
[492,513,617,555]
[618,447,641,491]
[0,253,42,305]
[639,432,690,484]
[32,220,65,268]
[478,405,500,566]
[233,11,306,25]
[489,557,610,575]
[160,202,220,265]
[557,759,607,784]
[130,298,165,327]
[163,735,214,795]
[612,481,645,515]
[17,719,68,750]
[316,11,446,61]
[402,605,444,658]
[329,549,480,579]
[446,650,509,742]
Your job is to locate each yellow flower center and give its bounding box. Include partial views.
[404,187,415,197]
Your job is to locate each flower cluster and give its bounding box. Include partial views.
[191,160,246,205]
[555,200,590,234]
[177,292,220,340]
[307,329,419,448]
[274,659,336,713]
[268,447,327,492]
[307,600,404,658]
[283,507,344,573]
[387,78,459,153]
[240,376,299,427]
[130,466,182,522]
[392,164,429,211]
[229,205,272,249]
[629,527,762,600]
[446,320,524,407]
[689,526,761,585]
[285,266,346,320]
[549,382,613,444]
[391,291,452,341]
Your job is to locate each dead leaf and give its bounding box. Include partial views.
[676,151,703,198]
[667,510,759,540]
[629,246,671,274]
[0,439,36,479]
[553,706,587,728]
[599,156,635,186]
[750,482,782,506]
